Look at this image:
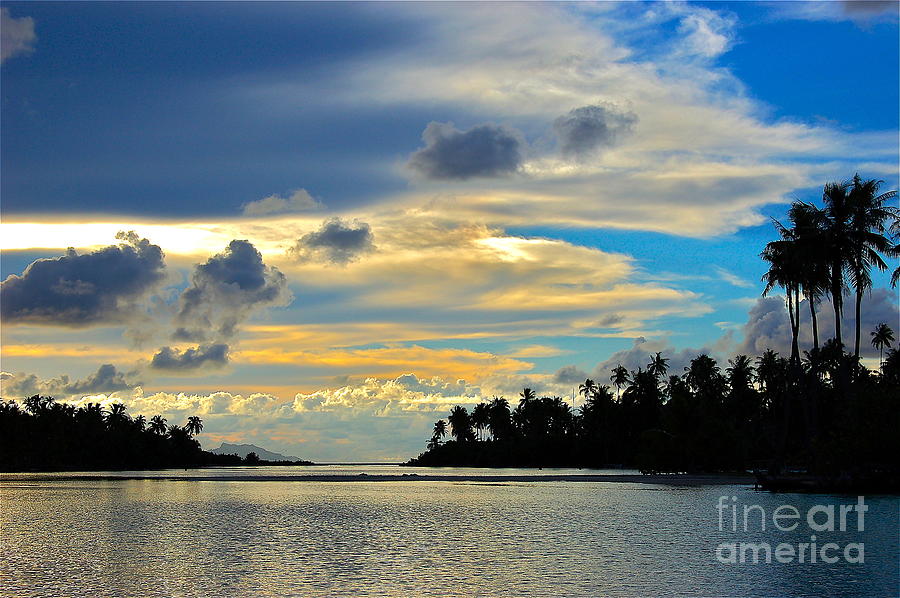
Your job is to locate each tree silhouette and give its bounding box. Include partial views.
[186,416,204,436]
[610,365,629,400]
[871,323,895,370]
[848,175,897,359]
[149,415,168,435]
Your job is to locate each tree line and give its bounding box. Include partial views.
[0,397,238,471]
[410,175,900,476]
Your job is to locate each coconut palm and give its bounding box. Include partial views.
[471,403,489,441]
[647,352,669,379]
[578,379,597,403]
[487,397,512,441]
[519,388,536,402]
[871,323,895,370]
[432,419,447,443]
[761,231,802,363]
[847,175,897,359]
[106,403,128,428]
[786,202,831,350]
[186,416,204,436]
[149,415,168,435]
[133,415,146,432]
[447,405,473,442]
[820,180,854,348]
[610,365,630,400]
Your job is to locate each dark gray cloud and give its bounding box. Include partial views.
[1,364,136,399]
[150,343,230,372]
[736,289,899,358]
[554,103,637,158]
[593,337,713,380]
[0,232,166,327]
[1,8,35,64]
[841,1,897,15]
[406,121,524,180]
[289,218,375,265]
[554,365,590,385]
[175,240,290,341]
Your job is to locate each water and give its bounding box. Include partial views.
[1,470,897,597]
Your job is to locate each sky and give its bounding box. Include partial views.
[1,1,898,462]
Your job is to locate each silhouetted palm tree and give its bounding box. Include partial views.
[487,397,511,441]
[107,403,129,428]
[578,379,597,403]
[520,388,536,402]
[820,180,853,348]
[447,405,473,442]
[871,323,895,370]
[762,223,802,363]
[133,415,146,432]
[786,201,831,350]
[848,175,897,359]
[432,419,447,443]
[647,352,669,379]
[471,403,489,441]
[186,416,204,436]
[610,365,629,400]
[149,415,168,435]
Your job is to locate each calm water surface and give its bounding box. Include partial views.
[1,469,897,597]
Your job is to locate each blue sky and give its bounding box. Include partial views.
[1,1,898,461]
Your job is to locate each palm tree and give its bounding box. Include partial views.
[186,416,204,436]
[432,419,447,444]
[578,379,597,404]
[133,415,146,432]
[149,415,168,435]
[520,388,536,402]
[471,403,489,441]
[610,365,630,400]
[761,231,802,363]
[647,352,669,379]
[726,355,755,392]
[848,175,897,359]
[871,323,895,370]
[787,202,831,350]
[447,405,473,442]
[107,403,128,428]
[487,397,511,441]
[820,180,853,349]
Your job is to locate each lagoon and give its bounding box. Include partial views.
[1,468,897,597]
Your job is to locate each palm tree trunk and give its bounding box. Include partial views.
[788,287,800,363]
[808,295,819,351]
[853,289,862,360]
[831,262,843,347]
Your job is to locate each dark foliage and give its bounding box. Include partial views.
[1,398,210,471]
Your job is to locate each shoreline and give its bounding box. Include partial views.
[0,473,756,485]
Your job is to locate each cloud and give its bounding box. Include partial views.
[674,5,736,59]
[592,337,714,381]
[713,266,754,288]
[1,8,35,64]
[842,1,898,16]
[242,188,323,216]
[0,232,166,326]
[766,1,898,24]
[149,343,230,372]
[291,373,481,414]
[735,289,900,358]
[554,365,590,385]
[1,364,136,399]
[175,240,290,341]
[288,218,375,265]
[554,103,638,158]
[406,122,524,180]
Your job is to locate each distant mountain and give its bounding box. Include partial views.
[210,443,300,462]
